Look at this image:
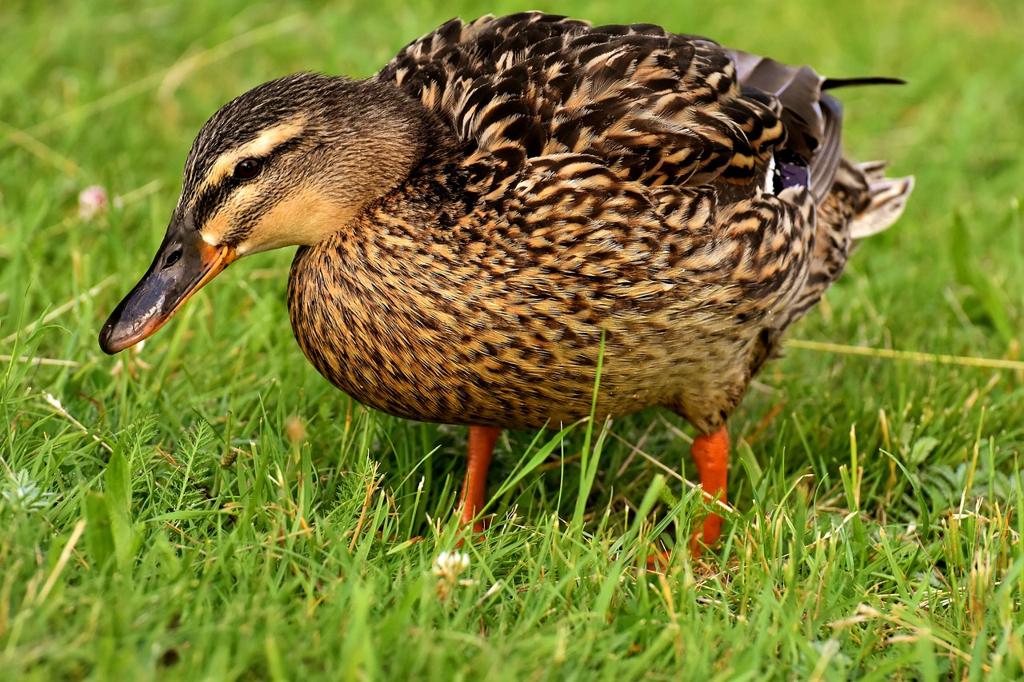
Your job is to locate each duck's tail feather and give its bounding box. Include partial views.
[823,76,906,90]
[849,161,915,239]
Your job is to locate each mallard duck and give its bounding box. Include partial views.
[99,12,913,550]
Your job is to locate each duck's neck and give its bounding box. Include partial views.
[321,78,450,218]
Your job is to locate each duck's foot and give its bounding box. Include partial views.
[644,427,730,568]
[690,427,730,551]
[453,425,727,556]
[456,425,501,534]
[646,548,672,571]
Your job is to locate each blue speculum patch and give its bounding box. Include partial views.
[773,150,810,193]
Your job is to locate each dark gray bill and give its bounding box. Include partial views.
[98,225,235,354]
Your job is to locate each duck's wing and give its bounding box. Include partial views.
[378,12,785,192]
[380,13,837,310]
[728,51,908,202]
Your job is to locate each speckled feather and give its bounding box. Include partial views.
[285,12,912,432]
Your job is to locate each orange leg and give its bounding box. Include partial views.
[690,427,730,552]
[458,425,501,532]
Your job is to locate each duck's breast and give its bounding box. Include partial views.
[286,227,762,431]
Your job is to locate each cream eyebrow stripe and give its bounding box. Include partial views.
[196,117,307,194]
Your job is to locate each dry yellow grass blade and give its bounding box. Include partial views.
[0,355,80,368]
[2,14,305,146]
[42,392,114,454]
[1,276,115,345]
[34,520,87,605]
[0,121,82,176]
[787,339,1024,372]
[157,14,306,102]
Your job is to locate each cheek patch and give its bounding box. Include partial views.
[235,189,351,254]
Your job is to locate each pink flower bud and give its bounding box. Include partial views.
[78,185,109,220]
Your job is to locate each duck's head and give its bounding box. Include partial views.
[99,72,431,354]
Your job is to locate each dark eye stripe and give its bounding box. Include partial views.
[191,180,235,231]
[189,136,303,231]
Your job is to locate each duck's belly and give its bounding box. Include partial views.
[287,244,758,432]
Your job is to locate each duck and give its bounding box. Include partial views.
[99,12,913,551]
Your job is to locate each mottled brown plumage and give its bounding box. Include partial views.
[284,12,912,433]
[100,12,913,545]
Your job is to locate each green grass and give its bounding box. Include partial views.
[2,0,1023,679]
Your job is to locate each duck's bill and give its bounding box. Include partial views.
[98,233,236,354]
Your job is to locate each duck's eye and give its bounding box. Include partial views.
[233,157,262,180]
[162,248,182,269]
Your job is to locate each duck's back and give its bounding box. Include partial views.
[378,12,911,323]
[379,13,786,190]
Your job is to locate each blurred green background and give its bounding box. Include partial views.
[2,1,1022,679]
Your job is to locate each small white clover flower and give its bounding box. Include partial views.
[432,550,470,580]
[432,550,475,601]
